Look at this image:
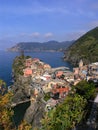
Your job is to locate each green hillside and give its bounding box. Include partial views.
[8,40,74,52]
[64,27,98,66]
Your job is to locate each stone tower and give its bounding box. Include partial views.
[79,59,83,68]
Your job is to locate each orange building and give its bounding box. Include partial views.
[51,84,69,98]
[52,86,69,94]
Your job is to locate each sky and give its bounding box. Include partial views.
[0,0,98,49]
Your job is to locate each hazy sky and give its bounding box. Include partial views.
[0,0,98,49]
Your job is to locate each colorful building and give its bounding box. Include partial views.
[23,68,33,77]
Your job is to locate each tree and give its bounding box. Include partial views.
[18,120,32,130]
[0,79,32,130]
[75,80,96,100]
[41,94,87,130]
[0,80,6,86]
[0,91,14,130]
[0,79,7,95]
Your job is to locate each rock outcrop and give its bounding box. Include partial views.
[12,56,47,128]
[24,95,46,129]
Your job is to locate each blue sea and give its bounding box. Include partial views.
[0,50,73,86]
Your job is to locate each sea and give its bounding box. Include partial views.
[0,50,73,126]
[0,50,73,86]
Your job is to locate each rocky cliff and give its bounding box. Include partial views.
[12,55,46,129]
[24,94,46,129]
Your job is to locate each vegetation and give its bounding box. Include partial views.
[12,54,32,77]
[75,80,96,122]
[18,120,32,130]
[12,55,32,77]
[41,80,96,130]
[0,92,14,130]
[75,80,96,100]
[64,27,98,66]
[0,72,97,130]
[0,80,7,95]
[12,56,25,76]
[0,79,14,130]
[0,80,6,86]
[44,92,51,101]
[8,40,74,52]
[0,79,32,130]
[41,94,87,130]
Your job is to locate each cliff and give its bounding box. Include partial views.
[12,55,48,129]
[64,27,98,66]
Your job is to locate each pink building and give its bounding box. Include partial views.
[23,68,32,77]
[56,71,63,78]
[73,68,79,75]
[33,58,40,63]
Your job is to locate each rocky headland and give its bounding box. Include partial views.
[11,54,72,128]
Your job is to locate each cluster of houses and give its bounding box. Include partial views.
[22,57,98,111]
[73,60,98,85]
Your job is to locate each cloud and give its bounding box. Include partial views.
[19,32,54,40]
[19,32,40,38]
[30,32,40,38]
[44,33,53,38]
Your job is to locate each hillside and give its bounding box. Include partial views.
[64,27,98,66]
[7,40,74,52]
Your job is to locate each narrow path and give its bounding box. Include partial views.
[11,96,47,107]
[11,97,35,107]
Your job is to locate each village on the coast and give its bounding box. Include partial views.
[20,57,98,111]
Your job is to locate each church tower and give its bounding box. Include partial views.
[79,59,83,68]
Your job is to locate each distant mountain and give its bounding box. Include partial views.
[7,40,74,52]
[64,27,98,66]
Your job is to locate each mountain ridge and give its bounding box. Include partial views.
[7,40,74,52]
